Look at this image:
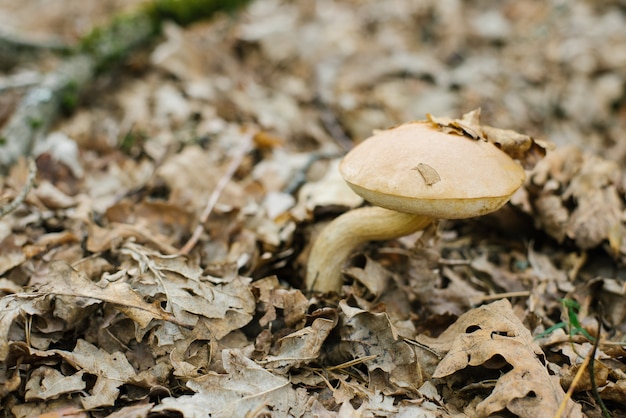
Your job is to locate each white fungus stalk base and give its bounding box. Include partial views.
[306,206,433,293]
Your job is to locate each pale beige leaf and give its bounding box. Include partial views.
[32,340,139,409]
[103,403,154,418]
[153,349,309,418]
[121,242,256,338]
[80,376,123,410]
[0,235,25,275]
[414,163,441,185]
[339,302,421,391]
[0,294,54,361]
[295,159,363,214]
[50,339,136,381]
[24,367,85,401]
[262,317,334,373]
[42,261,181,328]
[430,300,582,418]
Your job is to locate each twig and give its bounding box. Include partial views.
[0,70,42,93]
[0,0,253,171]
[0,31,70,70]
[282,151,342,195]
[316,95,353,152]
[0,157,36,218]
[0,54,95,171]
[589,314,610,417]
[178,130,255,255]
[554,348,591,418]
[471,291,531,304]
[553,314,609,418]
[0,30,69,53]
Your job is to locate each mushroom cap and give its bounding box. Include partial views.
[339,122,526,219]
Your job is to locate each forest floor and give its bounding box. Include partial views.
[1,0,626,417]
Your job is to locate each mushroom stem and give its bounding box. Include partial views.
[306,206,433,292]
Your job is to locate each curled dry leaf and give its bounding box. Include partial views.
[42,261,182,329]
[0,235,26,276]
[252,276,308,328]
[414,163,441,186]
[339,301,422,393]
[426,108,548,168]
[419,299,582,418]
[261,317,335,373]
[120,242,256,339]
[23,339,136,410]
[522,146,625,256]
[153,349,309,418]
[3,0,626,416]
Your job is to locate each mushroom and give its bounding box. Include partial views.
[306,121,526,293]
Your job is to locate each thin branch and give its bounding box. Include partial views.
[589,314,610,418]
[0,0,253,171]
[0,55,95,171]
[178,130,255,255]
[554,348,591,418]
[0,157,36,218]
[0,70,42,93]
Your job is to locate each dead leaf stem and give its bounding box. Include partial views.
[179,130,255,255]
[554,347,591,418]
[589,315,610,418]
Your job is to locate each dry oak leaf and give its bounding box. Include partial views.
[120,242,256,339]
[425,108,548,168]
[153,349,309,418]
[24,339,137,410]
[24,367,86,401]
[42,261,183,329]
[0,234,26,275]
[260,317,335,373]
[0,293,56,362]
[12,401,88,418]
[427,299,583,418]
[252,276,309,328]
[339,301,421,393]
[599,379,626,405]
[525,146,624,254]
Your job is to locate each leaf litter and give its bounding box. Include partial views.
[2,0,626,417]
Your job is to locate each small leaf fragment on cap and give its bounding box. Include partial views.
[414,163,441,185]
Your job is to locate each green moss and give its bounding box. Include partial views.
[78,0,251,72]
[146,0,252,26]
[60,81,80,113]
[80,13,156,71]
[119,130,147,155]
[28,118,43,130]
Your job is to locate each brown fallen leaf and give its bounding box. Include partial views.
[426,108,548,168]
[339,301,422,394]
[25,367,86,401]
[102,403,153,418]
[0,294,54,362]
[0,234,26,275]
[599,379,626,405]
[522,146,625,257]
[152,349,309,417]
[419,299,583,418]
[41,261,184,328]
[261,317,335,373]
[252,276,309,328]
[86,222,180,254]
[120,242,256,339]
[35,405,88,418]
[44,339,136,410]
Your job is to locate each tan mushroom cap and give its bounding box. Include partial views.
[339,122,526,219]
